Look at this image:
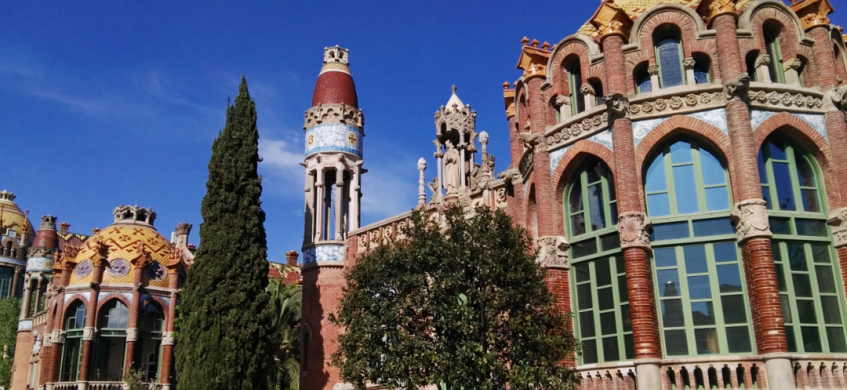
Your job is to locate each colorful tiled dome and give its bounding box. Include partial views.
[0,190,35,239]
[311,46,358,108]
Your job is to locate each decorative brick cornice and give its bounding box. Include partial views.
[537,236,569,269]
[697,0,739,27]
[731,199,772,242]
[589,0,633,42]
[304,103,364,130]
[827,207,847,247]
[790,0,834,31]
[604,93,630,121]
[617,212,651,250]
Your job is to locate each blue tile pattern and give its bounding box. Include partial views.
[305,124,363,157]
[302,244,345,264]
[633,109,728,147]
[18,319,32,331]
[750,110,827,140]
[26,257,53,273]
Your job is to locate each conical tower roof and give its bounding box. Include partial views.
[311,46,359,108]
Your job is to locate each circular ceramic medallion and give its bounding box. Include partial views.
[75,260,92,278]
[346,131,358,147]
[108,259,131,277]
[147,261,166,282]
[306,134,316,147]
[44,261,53,268]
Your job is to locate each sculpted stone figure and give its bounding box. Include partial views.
[724,73,750,102]
[731,199,771,241]
[443,140,461,196]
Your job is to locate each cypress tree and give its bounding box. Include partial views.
[176,77,277,390]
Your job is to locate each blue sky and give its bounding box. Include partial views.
[2,2,845,263]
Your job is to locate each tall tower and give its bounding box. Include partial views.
[300,46,364,390]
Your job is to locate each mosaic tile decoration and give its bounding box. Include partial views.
[750,110,827,140]
[98,291,133,303]
[302,244,345,264]
[549,147,571,172]
[548,129,614,171]
[750,110,776,131]
[633,109,728,146]
[305,123,363,158]
[18,319,32,331]
[26,257,53,273]
[633,117,670,146]
[64,293,83,304]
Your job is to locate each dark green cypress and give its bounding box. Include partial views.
[176,77,277,390]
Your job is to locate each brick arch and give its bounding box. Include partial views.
[551,141,616,236]
[689,40,722,81]
[550,41,591,98]
[752,112,842,208]
[515,80,529,132]
[635,115,737,203]
[96,294,131,313]
[625,51,650,93]
[796,45,820,87]
[750,6,801,62]
[637,10,699,64]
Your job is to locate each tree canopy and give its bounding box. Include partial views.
[267,279,302,390]
[331,207,578,390]
[176,77,277,390]
[0,298,19,389]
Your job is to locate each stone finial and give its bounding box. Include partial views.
[175,223,192,235]
[113,205,157,227]
[285,250,299,267]
[418,157,427,207]
[541,41,551,50]
[521,36,530,46]
[323,45,350,65]
[39,216,57,231]
[530,39,540,48]
[0,190,15,202]
[790,0,834,31]
[589,0,633,41]
[696,0,738,26]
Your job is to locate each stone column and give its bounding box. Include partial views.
[19,277,31,319]
[334,169,345,241]
[33,276,43,314]
[710,11,790,386]
[459,147,467,189]
[11,267,20,299]
[580,83,596,110]
[755,54,772,83]
[313,167,325,242]
[601,31,663,389]
[350,163,362,231]
[684,58,696,85]
[125,264,144,375]
[555,95,571,121]
[526,76,555,239]
[648,64,660,89]
[417,158,427,207]
[304,169,315,244]
[80,263,105,384]
[434,142,444,203]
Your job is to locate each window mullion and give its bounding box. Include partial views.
[707,244,729,354]
[590,262,605,362]
[676,246,696,356]
[765,151,779,211]
[664,149,679,216]
[691,146,708,213]
[786,146,805,213]
[779,241,801,352]
[806,243,829,353]
[582,171,592,235]
[677,39,686,85]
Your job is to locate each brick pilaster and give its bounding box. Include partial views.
[526,76,555,237]
[301,266,345,390]
[506,113,525,227]
[602,33,662,360]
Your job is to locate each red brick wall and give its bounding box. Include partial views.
[301,265,346,390]
[11,330,34,390]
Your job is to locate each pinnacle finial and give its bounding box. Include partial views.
[451,85,457,94]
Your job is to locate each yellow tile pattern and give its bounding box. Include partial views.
[68,224,172,287]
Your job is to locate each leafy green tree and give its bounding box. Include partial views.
[0,298,19,389]
[267,279,302,390]
[176,77,277,390]
[331,207,578,390]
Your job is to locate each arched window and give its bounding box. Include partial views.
[589,79,604,107]
[60,302,86,382]
[654,28,685,88]
[758,135,847,353]
[138,300,164,381]
[746,51,759,82]
[763,22,785,83]
[693,54,711,85]
[635,63,652,93]
[93,300,128,381]
[566,158,632,364]
[0,267,13,299]
[565,56,585,115]
[645,139,753,357]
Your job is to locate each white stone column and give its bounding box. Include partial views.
[684,58,696,86]
[417,158,427,206]
[33,276,42,313]
[783,58,802,86]
[555,95,571,121]
[648,64,660,89]
[350,163,361,231]
[580,83,595,110]
[460,147,467,189]
[335,168,345,241]
[314,167,325,242]
[304,168,315,244]
[755,54,772,83]
[19,276,30,319]
[434,142,444,202]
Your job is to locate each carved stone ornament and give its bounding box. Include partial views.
[748,89,824,110]
[790,0,833,31]
[822,87,847,113]
[537,236,570,269]
[724,73,750,102]
[827,207,847,248]
[27,247,56,258]
[731,199,772,242]
[589,0,634,39]
[519,133,548,153]
[647,65,660,76]
[43,334,52,347]
[497,167,523,185]
[617,212,652,250]
[82,327,95,341]
[162,332,175,346]
[555,94,571,107]
[303,103,364,130]
[580,83,595,96]
[754,54,771,69]
[604,93,630,121]
[53,329,65,345]
[683,58,697,70]
[783,57,802,71]
[126,327,139,342]
[697,0,738,24]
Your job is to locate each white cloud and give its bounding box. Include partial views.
[260,139,304,182]
[360,163,417,223]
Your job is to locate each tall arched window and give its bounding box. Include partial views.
[654,28,685,88]
[645,139,753,357]
[566,158,632,364]
[635,63,652,93]
[565,56,585,115]
[60,302,86,382]
[758,135,847,353]
[763,22,785,83]
[138,300,165,381]
[93,300,128,381]
[693,54,711,85]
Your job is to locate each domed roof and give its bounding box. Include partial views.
[0,190,35,239]
[311,47,358,108]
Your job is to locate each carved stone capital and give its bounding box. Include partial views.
[497,168,523,185]
[518,133,548,153]
[82,327,95,341]
[754,54,771,69]
[303,103,365,130]
[683,58,697,70]
[697,0,738,25]
[52,329,65,345]
[828,207,847,248]
[43,334,52,347]
[723,74,750,102]
[617,212,652,250]
[162,332,175,346]
[580,83,595,96]
[555,94,571,107]
[783,57,802,71]
[647,65,660,76]
[126,327,139,342]
[604,93,630,121]
[537,236,570,269]
[731,199,772,242]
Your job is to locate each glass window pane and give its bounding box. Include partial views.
[602,336,620,362]
[705,187,730,211]
[688,276,712,299]
[796,299,818,323]
[775,264,787,292]
[673,165,699,214]
[575,263,590,282]
[618,275,629,302]
[713,243,738,263]
[694,63,709,84]
[684,245,708,273]
[821,297,842,324]
[579,311,595,338]
[700,148,725,185]
[796,219,826,237]
[621,304,632,332]
[801,190,820,213]
[787,243,808,271]
[596,258,612,286]
[770,217,792,235]
[662,299,685,327]
[655,248,678,268]
[780,295,793,323]
[670,141,693,164]
[816,266,836,294]
[795,154,816,187]
[811,244,831,263]
[793,274,813,297]
[624,334,636,359]
[693,217,734,237]
[691,301,716,325]
[578,284,593,309]
[717,265,743,293]
[646,154,667,192]
[652,221,689,241]
[569,184,583,213]
[726,326,753,353]
[773,162,796,211]
[598,288,615,311]
[587,160,604,183]
[588,184,606,231]
[786,326,798,352]
[665,329,689,356]
[657,37,684,88]
[637,71,652,93]
[758,148,768,183]
[722,295,748,324]
[571,215,586,236]
[801,326,823,353]
[826,327,847,353]
[582,339,598,364]
[763,185,772,209]
[601,312,617,335]
[601,233,620,252]
[769,138,788,160]
[695,328,720,355]
[647,194,671,217]
[572,239,598,259]
[657,270,681,297]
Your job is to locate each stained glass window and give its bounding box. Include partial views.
[656,35,684,88]
[694,58,710,84]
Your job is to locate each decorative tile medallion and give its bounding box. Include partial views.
[147,261,166,282]
[302,244,345,264]
[75,259,92,278]
[108,259,131,277]
[305,123,364,158]
[26,257,53,273]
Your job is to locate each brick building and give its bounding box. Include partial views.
[299,0,847,389]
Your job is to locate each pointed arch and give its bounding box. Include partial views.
[552,141,616,236]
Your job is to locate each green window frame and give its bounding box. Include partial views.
[764,27,786,84]
[573,255,634,364]
[93,300,129,381]
[0,267,13,300]
[654,32,686,88]
[60,303,87,382]
[138,300,165,381]
[566,57,585,116]
[566,158,618,240]
[759,135,847,353]
[653,242,754,357]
